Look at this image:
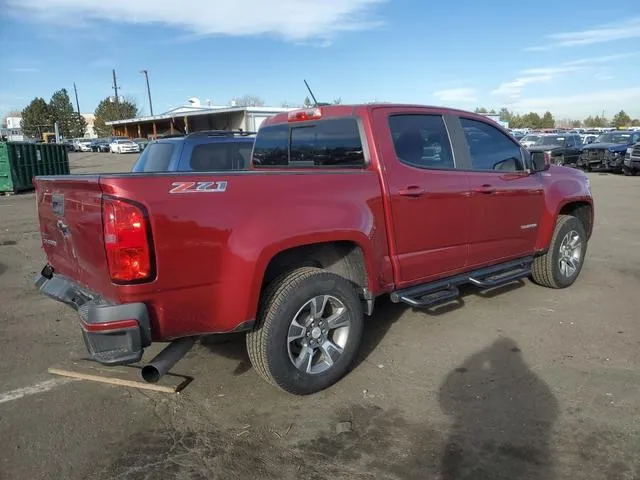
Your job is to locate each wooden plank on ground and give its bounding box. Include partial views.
[48,360,192,393]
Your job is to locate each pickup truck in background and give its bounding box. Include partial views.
[578,130,640,172]
[623,142,640,176]
[33,104,594,395]
[521,132,583,166]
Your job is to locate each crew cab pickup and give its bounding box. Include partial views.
[33,104,594,395]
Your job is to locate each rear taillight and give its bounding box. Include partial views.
[102,197,154,283]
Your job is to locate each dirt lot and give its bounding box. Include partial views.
[1,152,639,480]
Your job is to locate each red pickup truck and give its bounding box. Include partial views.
[34,104,593,395]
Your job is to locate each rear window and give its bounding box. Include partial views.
[252,118,365,167]
[135,143,175,172]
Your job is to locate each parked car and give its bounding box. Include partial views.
[578,131,640,172]
[61,139,75,152]
[520,134,540,148]
[580,134,598,145]
[522,133,583,166]
[73,138,92,152]
[33,104,593,395]
[90,138,110,152]
[623,142,640,176]
[131,130,255,172]
[132,138,150,151]
[110,139,141,154]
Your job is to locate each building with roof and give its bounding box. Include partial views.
[106,99,296,139]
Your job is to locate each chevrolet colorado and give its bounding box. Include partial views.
[33,104,594,395]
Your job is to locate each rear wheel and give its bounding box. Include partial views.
[531,215,587,289]
[247,267,363,395]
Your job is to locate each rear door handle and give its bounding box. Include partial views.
[474,184,496,194]
[398,186,426,197]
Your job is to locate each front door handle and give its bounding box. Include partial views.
[474,184,496,194]
[398,186,426,197]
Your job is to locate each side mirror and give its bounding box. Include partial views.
[531,151,551,172]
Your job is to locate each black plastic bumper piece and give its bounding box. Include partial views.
[35,269,151,366]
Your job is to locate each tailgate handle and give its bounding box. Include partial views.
[56,220,70,235]
[52,194,65,216]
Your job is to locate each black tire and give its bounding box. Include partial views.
[622,167,634,176]
[246,267,363,395]
[531,215,587,289]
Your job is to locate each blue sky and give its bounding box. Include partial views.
[1,0,639,121]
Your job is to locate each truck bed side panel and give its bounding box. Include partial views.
[99,171,390,340]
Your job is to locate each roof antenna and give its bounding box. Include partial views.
[304,79,319,107]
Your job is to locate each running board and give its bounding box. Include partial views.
[390,257,533,308]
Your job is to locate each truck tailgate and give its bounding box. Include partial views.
[35,176,114,298]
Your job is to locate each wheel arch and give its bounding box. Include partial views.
[252,236,377,320]
[558,200,593,239]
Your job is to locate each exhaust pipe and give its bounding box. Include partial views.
[141,337,195,383]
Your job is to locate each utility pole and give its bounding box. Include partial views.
[140,69,154,116]
[112,69,120,104]
[73,82,81,113]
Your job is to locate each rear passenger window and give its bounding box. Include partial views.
[136,143,175,172]
[461,118,524,172]
[388,115,454,169]
[252,118,365,167]
[290,118,364,167]
[252,124,289,166]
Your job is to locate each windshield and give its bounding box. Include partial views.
[521,135,539,143]
[596,133,630,144]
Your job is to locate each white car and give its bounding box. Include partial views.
[520,134,540,148]
[73,138,92,152]
[110,139,141,154]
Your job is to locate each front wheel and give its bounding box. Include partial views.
[531,215,587,289]
[247,267,363,395]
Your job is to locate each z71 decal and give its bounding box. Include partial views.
[169,181,228,194]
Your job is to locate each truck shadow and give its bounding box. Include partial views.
[0,262,6,276]
[199,280,526,377]
[199,334,253,376]
[438,337,559,479]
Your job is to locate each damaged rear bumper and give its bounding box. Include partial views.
[35,266,151,365]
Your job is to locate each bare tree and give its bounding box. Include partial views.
[231,95,265,107]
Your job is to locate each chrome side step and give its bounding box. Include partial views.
[391,257,533,308]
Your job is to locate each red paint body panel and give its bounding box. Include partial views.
[465,171,545,267]
[34,104,593,342]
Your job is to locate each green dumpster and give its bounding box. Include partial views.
[0,142,70,194]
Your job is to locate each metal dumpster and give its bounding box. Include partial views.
[0,142,70,194]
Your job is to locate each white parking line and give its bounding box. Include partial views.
[0,378,77,405]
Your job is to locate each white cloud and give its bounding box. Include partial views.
[489,52,632,102]
[513,87,640,117]
[4,0,387,42]
[526,17,640,50]
[565,53,638,65]
[433,88,477,103]
[491,75,554,99]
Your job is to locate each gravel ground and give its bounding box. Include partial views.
[0,152,638,480]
